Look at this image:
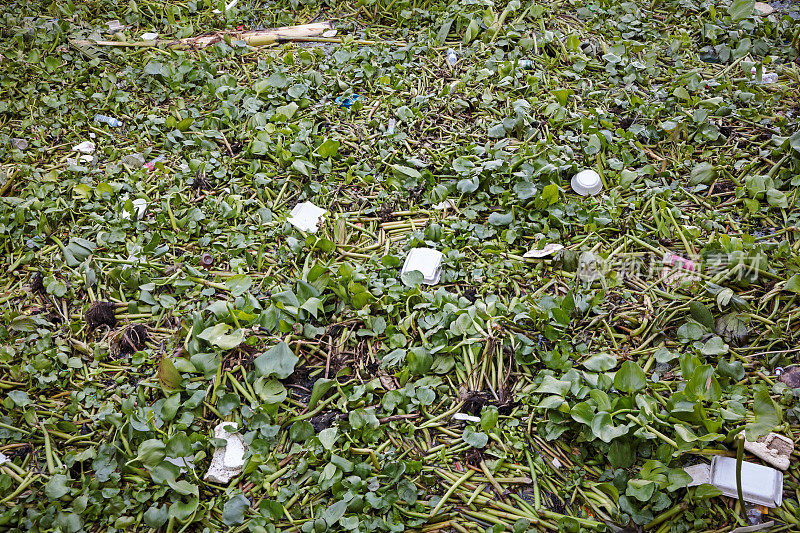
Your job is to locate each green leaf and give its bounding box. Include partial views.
[254,342,298,379]
[144,505,169,528]
[45,474,70,499]
[391,164,422,179]
[225,275,252,297]
[582,353,617,372]
[784,274,800,294]
[570,402,595,425]
[254,378,287,404]
[541,183,559,205]
[308,378,336,410]
[591,412,629,443]
[533,375,571,396]
[318,427,338,450]
[745,386,782,441]
[323,500,348,527]
[463,427,488,448]
[289,420,315,442]
[480,406,499,432]
[198,323,244,350]
[316,139,340,158]
[614,361,647,393]
[222,494,250,526]
[700,336,729,356]
[689,302,714,329]
[626,479,655,502]
[158,356,182,391]
[728,0,755,21]
[137,439,166,468]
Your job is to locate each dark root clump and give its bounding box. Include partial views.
[85,301,117,329]
[119,324,148,355]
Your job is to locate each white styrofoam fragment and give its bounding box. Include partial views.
[744,432,794,471]
[204,422,247,484]
[523,243,564,258]
[452,413,481,423]
[72,141,96,154]
[287,202,326,233]
[432,200,455,210]
[684,463,711,487]
[141,32,159,40]
[0,451,8,464]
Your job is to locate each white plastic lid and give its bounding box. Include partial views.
[402,248,443,284]
[571,169,603,196]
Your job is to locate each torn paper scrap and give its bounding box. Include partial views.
[204,422,247,484]
[524,243,564,258]
[287,202,326,233]
[744,433,794,471]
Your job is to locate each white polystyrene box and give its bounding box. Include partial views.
[710,456,783,507]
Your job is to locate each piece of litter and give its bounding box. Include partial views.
[10,138,28,151]
[322,29,337,38]
[107,20,124,33]
[754,2,775,15]
[446,48,457,67]
[72,141,96,154]
[706,456,783,507]
[287,202,326,233]
[662,252,700,287]
[0,451,8,464]
[744,432,794,471]
[94,114,122,127]
[122,199,148,221]
[401,248,443,285]
[523,243,564,258]
[164,456,194,473]
[144,155,166,171]
[551,458,562,469]
[452,413,481,423]
[731,521,775,533]
[684,463,711,487]
[571,169,603,196]
[204,422,247,484]
[751,67,778,84]
[141,32,158,40]
[432,199,455,210]
[335,94,362,109]
[778,366,800,388]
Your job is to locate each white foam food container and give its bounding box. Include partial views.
[709,456,783,507]
[401,248,443,285]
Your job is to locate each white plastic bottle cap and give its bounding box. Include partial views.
[571,169,603,196]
